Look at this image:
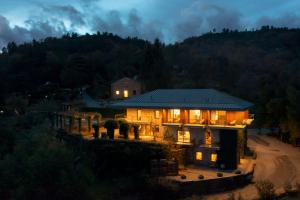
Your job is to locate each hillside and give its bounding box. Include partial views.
[0,27,300,140]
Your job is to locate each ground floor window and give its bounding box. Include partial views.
[196,152,203,160]
[211,153,217,162]
[178,130,190,143]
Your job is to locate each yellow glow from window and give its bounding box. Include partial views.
[196,152,203,160]
[155,110,160,118]
[178,131,190,143]
[211,153,217,162]
[116,90,120,95]
[124,90,128,98]
[137,109,142,121]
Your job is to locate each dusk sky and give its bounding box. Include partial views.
[1,0,300,48]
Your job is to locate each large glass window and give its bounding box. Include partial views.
[196,152,203,160]
[155,110,160,119]
[211,110,226,124]
[211,153,217,162]
[189,110,201,123]
[137,109,142,121]
[177,130,190,143]
[124,90,128,98]
[168,109,181,123]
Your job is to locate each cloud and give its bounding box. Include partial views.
[206,5,242,31]
[256,13,300,28]
[91,9,163,41]
[42,5,85,28]
[172,3,242,41]
[0,15,66,49]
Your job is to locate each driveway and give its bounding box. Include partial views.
[204,134,300,200]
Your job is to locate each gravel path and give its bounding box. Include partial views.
[204,134,300,200]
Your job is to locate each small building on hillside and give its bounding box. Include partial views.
[112,89,254,169]
[111,77,141,99]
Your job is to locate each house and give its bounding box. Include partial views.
[112,89,254,169]
[111,77,141,99]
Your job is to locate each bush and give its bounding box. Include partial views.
[180,174,186,179]
[198,174,204,180]
[133,124,140,140]
[284,181,293,194]
[255,180,275,200]
[92,123,99,139]
[104,119,118,139]
[227,193,235,200]
[119,121,129,139]
[217,172,223,177]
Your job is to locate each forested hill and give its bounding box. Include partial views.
[0,27,300,139]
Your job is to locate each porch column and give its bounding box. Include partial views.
[87,116,91,132]
[59,114,63,128]
[68,116,73,133]
[55,113,58,128]
[78,118,82,134]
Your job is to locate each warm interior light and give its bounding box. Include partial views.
[211,153,217,162]
[196,152,203,160]
[124,90,128,98]
[155,110,160,118]
[137,109,142,120]
[178,131,190,143]
[116,90,120,95]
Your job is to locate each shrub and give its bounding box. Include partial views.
[180,174,186,179]
[119,121,129,139]
[104,119,118,139]
[217,172,223,177]
[255,180,275,200]
[227,193,235,200]
[237,193,244,200]
[198,174,204,180]
[133,124,140,139]
[284,181,292,194]
[92,123,99,139]
[295,182,300,192]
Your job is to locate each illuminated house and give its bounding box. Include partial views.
[111,77,141,99]
[113,89,254,169]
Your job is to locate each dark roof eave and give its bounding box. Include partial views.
[110,104,253,111]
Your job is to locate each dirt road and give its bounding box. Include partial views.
[205,134,300,200]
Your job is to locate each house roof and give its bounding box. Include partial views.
[111,89,253,110]
[111,77,140,86]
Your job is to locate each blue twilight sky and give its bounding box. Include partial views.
[1,0,300,48]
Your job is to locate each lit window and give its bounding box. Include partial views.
[178,131,190,143]
[205,130,212,145]
[189,110,201,123]
[137,109,142,121]
[211,110,218,120]
[211,153,217,162]
[196,152,203,160]
[155,110,160,118]
[174,109,180,118]
[168,109,181,123]
[116,90,120,95]
[124,90,128,98]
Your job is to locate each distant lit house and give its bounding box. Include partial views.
[113,89,254,169]
[111,77,141,99]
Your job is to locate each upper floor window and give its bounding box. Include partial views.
[124,90,128,98]
[168,109,180,123]
[189,110,201,123]
[137,109,142,121]
[155,110,160,119]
